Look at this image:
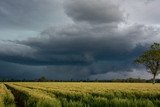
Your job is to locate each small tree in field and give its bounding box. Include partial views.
[135,43,160,84]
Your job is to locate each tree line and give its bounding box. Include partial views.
[1,77,160,83]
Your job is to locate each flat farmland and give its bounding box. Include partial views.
[3,82,160,107]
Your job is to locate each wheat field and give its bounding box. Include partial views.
[2,82,160,107]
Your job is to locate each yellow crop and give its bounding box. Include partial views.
[5,82,160,107]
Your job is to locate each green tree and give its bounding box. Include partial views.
[135,43,160,84]
[38,76,47,82]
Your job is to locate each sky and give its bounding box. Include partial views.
[0,0,160,80]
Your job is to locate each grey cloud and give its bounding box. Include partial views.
[0,0,68,30]
[0,0,159,75]
[89,69,152,80]
[121,0,160,25]
[2,23,157,68]
[0,39,91,65]
[46,65,91,80]
[64,0,124,24]
[0,0,160,80]
[0,60,46,80]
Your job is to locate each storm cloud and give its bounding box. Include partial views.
[64,0,124,24]
[0,0,160,80]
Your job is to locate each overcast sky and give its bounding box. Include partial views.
[0,0,160,80]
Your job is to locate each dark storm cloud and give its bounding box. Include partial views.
[0,60,46,80]
[0,0,159,69]
[46,65,91,80]
[2,24,158,67]
[0,40,90,65]
[0,0,160,80]
[64,0,124,24]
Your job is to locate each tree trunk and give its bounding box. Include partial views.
[153,74,156,84]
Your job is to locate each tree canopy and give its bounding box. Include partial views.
[135,43,160,84]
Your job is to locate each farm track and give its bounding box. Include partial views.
[0,83,16,107]
[5,84,25,107]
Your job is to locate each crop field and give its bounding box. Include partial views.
[1,82,160,107]
[0,83,15,107]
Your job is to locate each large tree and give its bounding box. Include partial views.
[135,43,160,84]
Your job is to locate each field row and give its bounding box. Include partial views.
[0,83,15,107]
[6,83,61,107]
[4,82,160,107]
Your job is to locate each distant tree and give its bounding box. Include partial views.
[135,43,160,84]
[38,76,47,82]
